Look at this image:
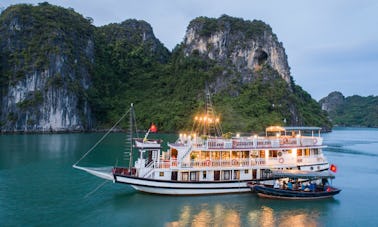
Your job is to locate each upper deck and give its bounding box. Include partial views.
[170,135,323,151]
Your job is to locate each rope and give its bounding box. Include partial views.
[84,180,108,198]
[73,108,131,167]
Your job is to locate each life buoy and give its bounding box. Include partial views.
[205,159,211,166]
[279,158,284,163]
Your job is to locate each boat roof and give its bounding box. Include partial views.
[266,126,321,132]
[283,126,322,131]
[271,169,335,179]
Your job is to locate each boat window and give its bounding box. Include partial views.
[171,149,178,159]
[244,169,249,174]
[312,149,319,155]
[223,170,231,180]
[269,150,278,157]
[241,151,249,158]
[201,151,210,160]
[203,171,207,179]
[305,148,310,156]
[159,172,164,177]
[233,170,240,180]
[259,150,265,158]
[211,151,220,160]
[222,151,230,160]
[190,172,199,181]
[182,172,189,181]
[191,151,200,160]
[297,149,303,156]
[231,151,239,159]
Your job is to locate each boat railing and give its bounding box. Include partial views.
[189,136,321,150]
[152,154,325,169]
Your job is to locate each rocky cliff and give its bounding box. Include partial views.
[0,3,93,132]
[182,15,291,93]
[319,91,345,112]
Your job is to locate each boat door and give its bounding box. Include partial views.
[171,171,178,181]
[214,170,220,181]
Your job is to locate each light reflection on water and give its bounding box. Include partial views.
[161,194,336,226]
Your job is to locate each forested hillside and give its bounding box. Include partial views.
[0,3,331,133]
[320,92,378,127]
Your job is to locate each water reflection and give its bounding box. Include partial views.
[162,194,337,226]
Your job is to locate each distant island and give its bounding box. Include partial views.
[0,3,332,133]
[319,92,378,127]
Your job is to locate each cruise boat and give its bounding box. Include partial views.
[74,100,331,195]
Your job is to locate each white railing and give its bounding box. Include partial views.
[189,136,321,150]
[152,154,325,169]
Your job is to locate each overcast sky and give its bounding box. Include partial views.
[1,0,377,100]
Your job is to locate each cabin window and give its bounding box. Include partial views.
[305,148,310,156]
[297,149,303,156]
[190,171,199,181]
[233,170,240,180]
[223,170,231,180]
[222,151,230,160]
[250,150,259,158]
[313,149,319,155]
[159,172,164,177]
[269,150,278,157]
[203,171,207,179]
[231,151,239,159]
[259,150,265,158]
[244,169,249,174]
[171,149,178,159]
[200,151,210,160]
[211,151,220,160]
[241,151,249,158]
[191,151,200,160]
[182,172,189,181]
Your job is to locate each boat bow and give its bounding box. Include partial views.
[73,165,114,181]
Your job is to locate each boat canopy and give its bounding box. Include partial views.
[270,169,335,179]
[265,126,285,132]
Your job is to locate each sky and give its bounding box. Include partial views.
[1,0,377,100]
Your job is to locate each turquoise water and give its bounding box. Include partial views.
[1,128,378,226]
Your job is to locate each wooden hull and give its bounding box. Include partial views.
[251,185,341,200]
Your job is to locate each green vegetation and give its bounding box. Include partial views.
[0,2,94,85]
[328,95,378,127]
[0,4,332,132]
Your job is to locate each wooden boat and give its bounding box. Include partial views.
[249,170,341,199]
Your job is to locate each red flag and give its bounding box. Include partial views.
[330,164,337,173]
[150,123,157,133]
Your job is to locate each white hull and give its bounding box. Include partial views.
[115,175,250,195]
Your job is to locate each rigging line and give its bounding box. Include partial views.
[84,180,109,198]
[73,108,131,167]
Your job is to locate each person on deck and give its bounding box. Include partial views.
[287,181,293,190]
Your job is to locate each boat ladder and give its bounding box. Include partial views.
[142,161,155,178]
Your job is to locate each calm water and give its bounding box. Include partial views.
[1,128,378,226]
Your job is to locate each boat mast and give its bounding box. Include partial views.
[128,103,134,171]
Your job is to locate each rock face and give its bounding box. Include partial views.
[0,3,93,132]
[319,91,345,112]
[183,15,291,92]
